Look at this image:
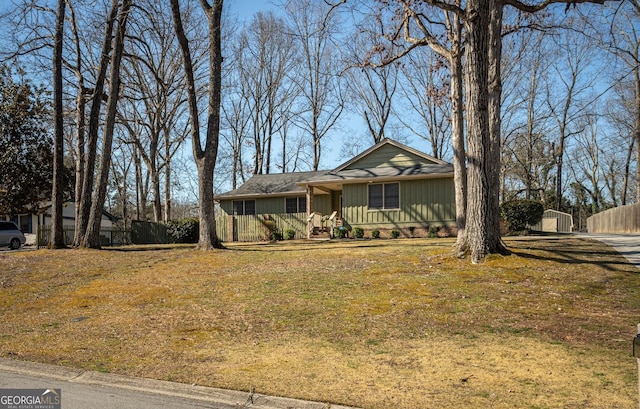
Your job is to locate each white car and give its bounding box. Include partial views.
[0,221,26,250]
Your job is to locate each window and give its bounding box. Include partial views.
[11,215,31,233]
[368,183,400,210]
[232,200,255,215]
[285,196,306,213]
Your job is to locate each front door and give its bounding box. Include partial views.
[331,191,342,218]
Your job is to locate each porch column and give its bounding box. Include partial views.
[306,184,314,239]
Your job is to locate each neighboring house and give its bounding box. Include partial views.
[2,202,117,245]
[215,139,456,241]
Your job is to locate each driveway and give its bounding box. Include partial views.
[574,232,640,269]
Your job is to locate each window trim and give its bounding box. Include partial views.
[285,196,306,214]
[367,182,400,211]
[232,199,256,216]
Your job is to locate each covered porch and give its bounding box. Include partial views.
[303,182,343,239]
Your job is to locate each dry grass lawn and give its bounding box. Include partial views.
[0,236,639,408]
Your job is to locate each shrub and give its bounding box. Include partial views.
[261,220,278,241]
[284,229,296,240]
[390,229,401,239]
[166,218,199,243]
[500,199,544,232]
[334,226,348,239]
[371,229,380,239]
[428,225,440,238]
[352,227,365,238]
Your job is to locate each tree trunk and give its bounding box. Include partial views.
[164,133,172,222]
[487,1,508,254]
[74,0,120,247]
[67,0,86,239]
[82,0,132,248]
[170,0,223,250]
[635,64,640,204]
[49,0,66,249]
[463,0,506,263]
[450,39,467,256]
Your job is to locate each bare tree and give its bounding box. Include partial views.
[370,1,468,255]
[345,17,399,144]
[82,0,133,248]
[605,80,636,204]
[378,0,606,262]
[398,49,452,159]
[235,11,300,175]
[285,0,345,171]
[170,0,224,249]
[545,25,599,211]
[595,1,640,203]
[117,0,193,222]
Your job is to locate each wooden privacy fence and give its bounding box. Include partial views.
[217,213,308,242]
[587,203,640,233]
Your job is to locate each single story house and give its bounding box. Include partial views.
[2,202,117,245]
[215,139,456,241]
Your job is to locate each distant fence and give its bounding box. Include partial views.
[587,203,640,233]
[37,225,130,248]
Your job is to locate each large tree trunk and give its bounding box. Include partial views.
[82,0,132,248]
[49,0,66,249]
[463,0,506,263]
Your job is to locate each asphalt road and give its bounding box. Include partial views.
[0,359,355,409]
[574,232,640,268]
[0,371,230,409]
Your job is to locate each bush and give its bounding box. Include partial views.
[284,229,296,240]
[390,229,401,239]
[500,199,544,232]
[334,226,348,239]
[259,219,283,241]
[352,227,364,238]
[428,225,440,238]
[166,218,199,243]
[371,229,380,239]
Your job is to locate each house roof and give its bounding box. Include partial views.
[216,171,328,199]
[333,138,449,171]
[303,162,454,186]
[215,139,454,200]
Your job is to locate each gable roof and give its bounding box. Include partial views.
[216,170,327,199]
[333,138,448,172]
[215,139,453,200]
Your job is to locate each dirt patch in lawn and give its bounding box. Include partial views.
[0,237,638,408]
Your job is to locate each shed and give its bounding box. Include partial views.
[531,209,573,233]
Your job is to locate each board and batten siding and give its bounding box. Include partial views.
[344,143,437,170]
[342,178,455,228]
[219,194,332,217]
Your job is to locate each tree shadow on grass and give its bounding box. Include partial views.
[506,236,639,273]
